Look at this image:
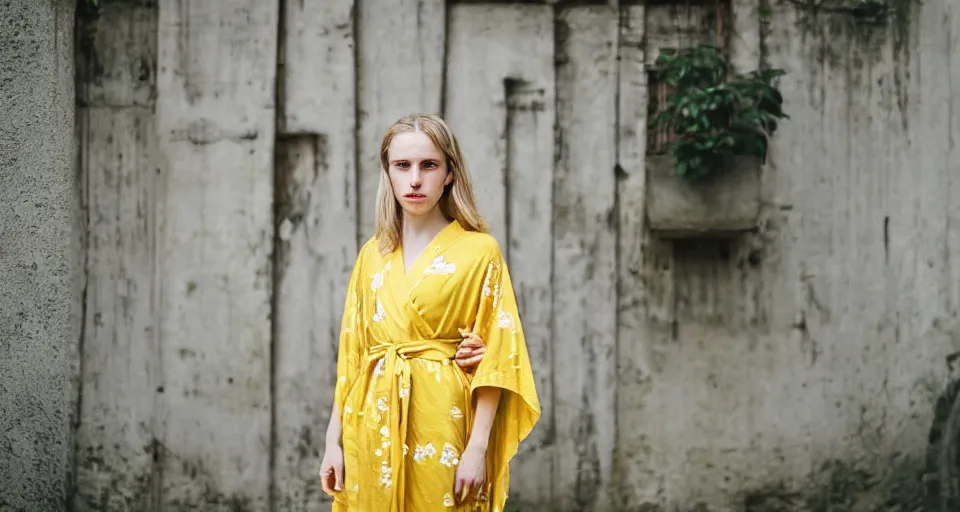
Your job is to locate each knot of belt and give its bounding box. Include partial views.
[362,338,465,512]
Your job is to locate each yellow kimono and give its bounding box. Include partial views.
[332,220,540,511]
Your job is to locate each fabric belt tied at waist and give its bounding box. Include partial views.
[360,338,469,512]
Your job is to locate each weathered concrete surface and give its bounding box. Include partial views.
[0,0,77,509]
[614,0,960,510]
[66,0,960,510]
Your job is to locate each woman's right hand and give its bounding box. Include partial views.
[319,443,344,496]
[455,328,486,371]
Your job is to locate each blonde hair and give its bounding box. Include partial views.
[374,113,488,255]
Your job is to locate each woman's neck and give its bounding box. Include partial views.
[401,208,450,245]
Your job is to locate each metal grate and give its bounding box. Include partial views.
[646,0,730,155]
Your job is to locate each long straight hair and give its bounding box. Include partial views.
[374,114,488,255]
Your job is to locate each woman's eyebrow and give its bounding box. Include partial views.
[391,157,441,163]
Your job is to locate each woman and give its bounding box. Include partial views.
[318,114,540,511]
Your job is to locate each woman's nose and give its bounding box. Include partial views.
[410,168,422,187]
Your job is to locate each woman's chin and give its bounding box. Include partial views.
[400,201,440,217]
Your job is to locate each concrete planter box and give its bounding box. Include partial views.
[645,154,761,239]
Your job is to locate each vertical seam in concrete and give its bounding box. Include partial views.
[151,4,165,508]
[612,4,624,506]
[945,14,953,297]
[440,0,451,117]
[503,79,512,266]
[269,1,287,510]
[353,0,363,250]
[70,14,89,512]
[549,4,560,507]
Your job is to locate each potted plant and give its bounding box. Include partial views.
[645,43,788,238]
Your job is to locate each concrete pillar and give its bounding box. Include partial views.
[0,0,77,508]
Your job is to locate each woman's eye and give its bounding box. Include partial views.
[395,162,409,170]
[422,162,437,170]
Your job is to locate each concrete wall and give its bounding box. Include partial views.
[0,0,77,509]
[61,0,960,511]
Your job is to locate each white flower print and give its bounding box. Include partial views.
[498,310,515,329]
[380,462,392,488]
[371,271,384,292]
[377,397,388,412]
[423,255,456,275]
[443,493,455,507]
[373,297,384,323]
[482,263,494,297]
[412,443,436,463]
[450,406,463,420]
[439,443,459,467]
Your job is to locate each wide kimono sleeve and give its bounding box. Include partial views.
[333,246,368,415]
[469,245,542,479]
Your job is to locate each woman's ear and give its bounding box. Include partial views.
[444,169,454,186]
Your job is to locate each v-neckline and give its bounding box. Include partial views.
[396,220,456,276]
[383,220,463,309]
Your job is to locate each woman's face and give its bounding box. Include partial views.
[386,131,453,218]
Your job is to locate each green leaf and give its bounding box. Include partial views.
[649,42,788,181]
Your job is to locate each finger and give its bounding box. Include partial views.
[456,354,484,368]
[334,463,344,492]
[459,330,482,344]
[459,482,472,503]
[320,469,333,495]
[457,339,480,350]
[456,345,484,359]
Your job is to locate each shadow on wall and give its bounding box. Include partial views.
[921,351,960,512]
[739,349,960,512]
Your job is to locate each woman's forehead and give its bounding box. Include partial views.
[388,132,443,160]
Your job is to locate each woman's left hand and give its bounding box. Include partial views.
[455,328,486,371]
[454,443,487,504]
